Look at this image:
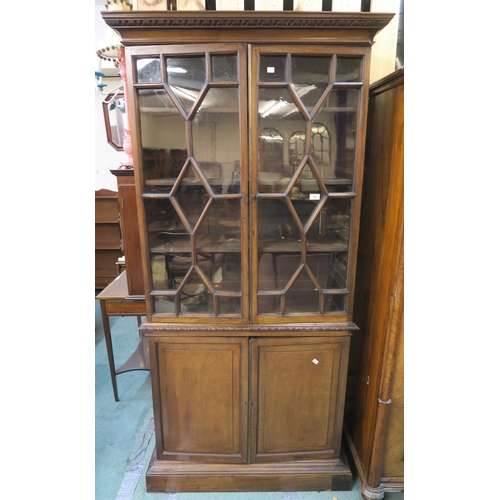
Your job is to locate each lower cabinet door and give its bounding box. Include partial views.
[250,336,350,462]
[152,336,248,463]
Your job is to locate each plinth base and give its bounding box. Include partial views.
[146,455,353,492]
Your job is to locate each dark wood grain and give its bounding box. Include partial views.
[111,169,145,296]
[346,67,404,496]
[100,11,398,492]
[95,189,121,288]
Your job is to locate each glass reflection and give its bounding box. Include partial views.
[177,267,214,316]
[176,162,208,211]
[291,55,331,113]
[138,89,187,194]
[259,55,286,82]
[167,56,206,114]
[285,265,322,314]
[256,194,351,315]
[141,51,243,318]
[312,89,359,192]
[136,58,161,83]
[258,87,305,191]
[196,198,242,293]
[211,54,238,82]
[335,57,362,82]
[192,87,240,194]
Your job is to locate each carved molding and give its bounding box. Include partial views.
[102,11,394,45]
[140,322,359,333]
[104,14,392,30]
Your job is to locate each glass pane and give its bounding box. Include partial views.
[146,198,191,292]
[257,251,280,314]
[285,265,322,314]
[218,296,241,316]
[293,162,322,203]
[136,58,161,83]
[291,56,331,113]
[167,56,206,114]
[153,296,179,315]
[288,131,305,171]
[211,54,238,82]
[311,122,331,166]
[258,87,305,191]
[192,87,241,194]
[313,89,359,192]
[324,293,346,313]
[196,198,242,293]
[138,89,187,194]
[258,295,280,315]
[175,162,209,230]
[258,198,301,244]
[177,267,214,316]
[335,57,362,83]
[259,55,286,82]
[326,252,348,290]
[307,197,351,247]
[291,199,319,230]
[258,194,352,314]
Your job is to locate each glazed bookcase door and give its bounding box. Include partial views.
[129,44,249,324]
[250,45,369,324]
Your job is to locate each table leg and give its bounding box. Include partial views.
[100,300,120,402]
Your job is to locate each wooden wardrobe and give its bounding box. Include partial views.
[345,67,404,499]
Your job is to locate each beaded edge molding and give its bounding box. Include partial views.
[140,323,359,332]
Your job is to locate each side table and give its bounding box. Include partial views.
[96,271,148,401]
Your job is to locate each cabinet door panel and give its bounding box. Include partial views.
[154,337,248,463]
[250,336,350,462]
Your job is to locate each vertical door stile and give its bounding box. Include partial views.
[239,43,251,322]
[249,44,259,323]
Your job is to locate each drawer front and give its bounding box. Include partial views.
[105,300,146,315]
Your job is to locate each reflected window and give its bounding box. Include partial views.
[288,131,305,169]
[311,122,330,166]
[136,58,161,83]
[259,127,284,173]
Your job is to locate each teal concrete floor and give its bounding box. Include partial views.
[95,298,404,500]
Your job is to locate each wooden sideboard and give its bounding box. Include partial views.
[346,67,404,500]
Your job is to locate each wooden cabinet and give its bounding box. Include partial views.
[346,68,404,500]
[95,188,122,288]
[111,169,145,296]
[103,10,394,493]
